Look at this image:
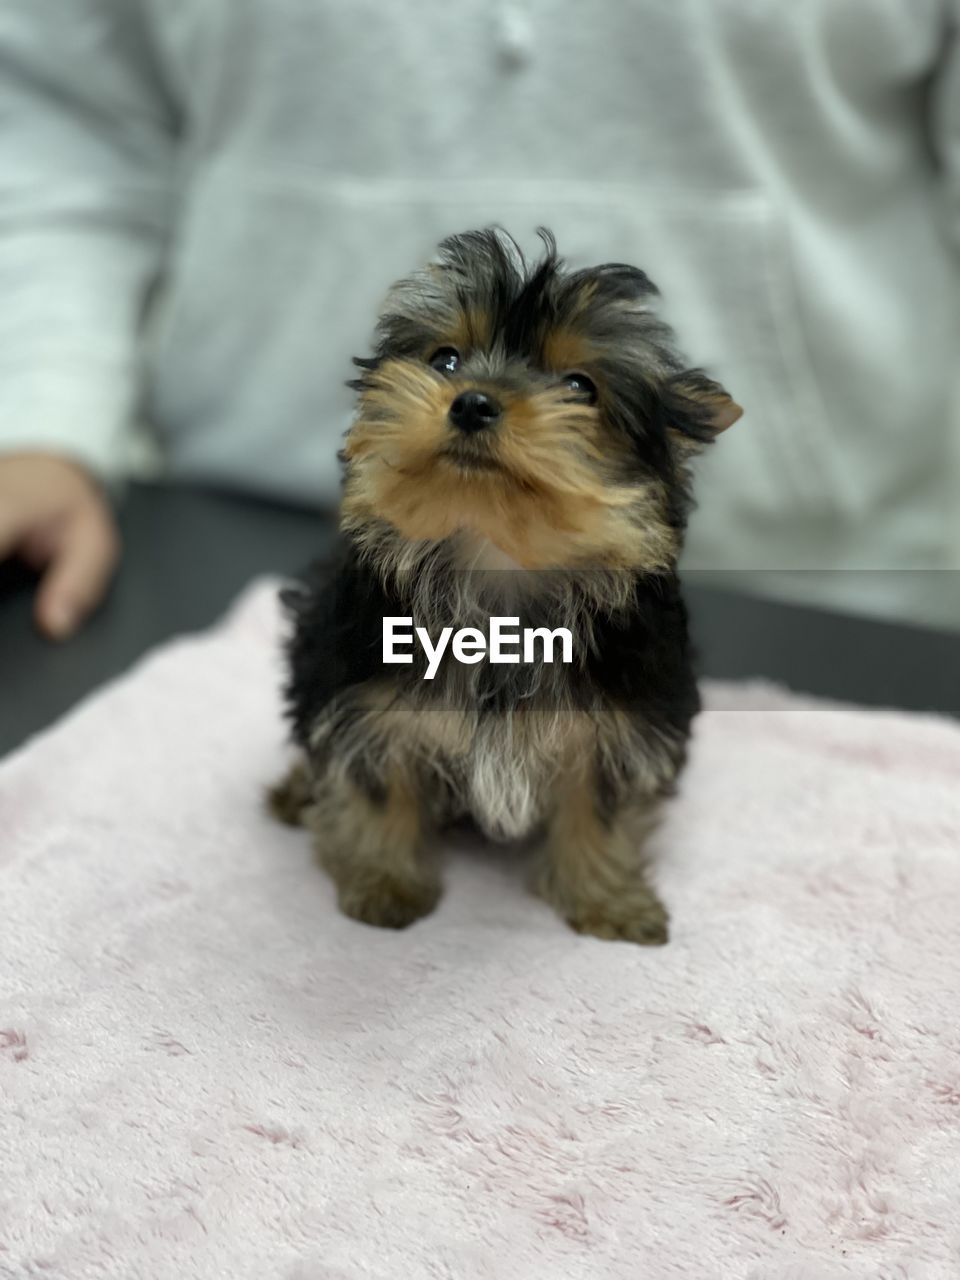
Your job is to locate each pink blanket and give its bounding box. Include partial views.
[2,582,959,1279]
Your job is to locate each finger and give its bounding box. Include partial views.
[35,510,120,640]
[0,501,29,563]
[18,525,59,569]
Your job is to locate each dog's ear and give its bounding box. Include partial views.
[662,369,742,445]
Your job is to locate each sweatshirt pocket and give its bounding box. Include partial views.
[154,172,839,518]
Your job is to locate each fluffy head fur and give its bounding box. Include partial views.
[343,228,740,578]
[273,229,741,944]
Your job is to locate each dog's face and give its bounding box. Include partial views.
[343,229,741,571]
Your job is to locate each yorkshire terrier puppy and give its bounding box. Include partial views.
[269,229,740,944]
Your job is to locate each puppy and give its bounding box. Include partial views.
[269,229,740,944]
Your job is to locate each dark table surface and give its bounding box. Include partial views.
[1,481,958,759]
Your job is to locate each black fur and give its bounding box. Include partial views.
[351,227,726,507]
[282,544,700,752]
[280,228,732,842]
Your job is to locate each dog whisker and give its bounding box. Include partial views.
[272,228,740,942]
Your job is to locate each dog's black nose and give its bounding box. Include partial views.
[448,390,502,434]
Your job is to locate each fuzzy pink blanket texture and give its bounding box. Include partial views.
[2,582,960,1280]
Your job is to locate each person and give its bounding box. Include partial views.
[1,1,958,639]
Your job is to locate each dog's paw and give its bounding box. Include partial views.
[266,761,313,827]
[338,874,441,930]
[566,895,669,946]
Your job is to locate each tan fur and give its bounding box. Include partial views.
[266,759,314,826]
[666,375,744,448]
[343,359,678,572]
[450,306,494,352]
[535,748,670,945]
[305,758,440,930]
[289,690,681,931]
[557,278,599,325]
[274,234,725,941]
[339,519,647,634]
[308,690,680,811]
[540,326,598,376]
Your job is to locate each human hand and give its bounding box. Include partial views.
[0,452,120,639]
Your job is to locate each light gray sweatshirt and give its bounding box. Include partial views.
[1,2,959,621]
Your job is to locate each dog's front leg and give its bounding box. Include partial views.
[305,763,441,930]
[536,767,669,946]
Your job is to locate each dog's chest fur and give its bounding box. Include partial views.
[461,714,557,841]
[284,538,702,837]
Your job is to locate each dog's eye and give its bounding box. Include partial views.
[561,372,598,404]
[429,347,461,376]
